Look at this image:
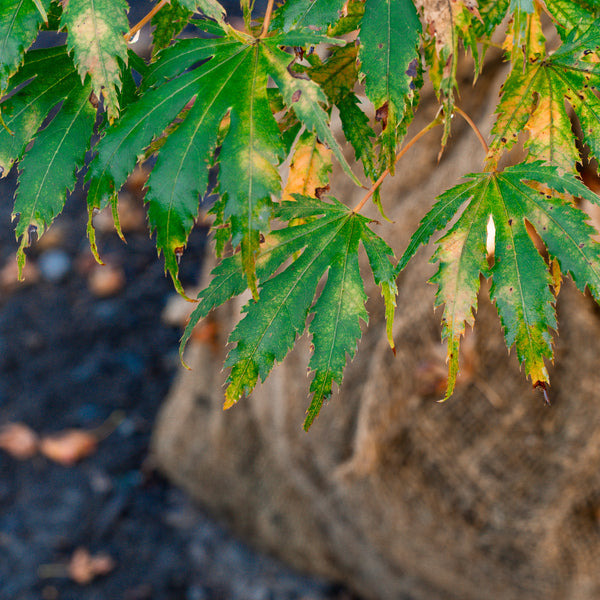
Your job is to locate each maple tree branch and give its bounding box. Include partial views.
[124,0,169,42]
[352,116,442,213]
[454,106,489,154]
[260,0,276,38]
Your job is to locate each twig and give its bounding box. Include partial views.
[124,0,169,43]
[260,0,276,38]
[352,116,442,213]
[454,105,489,154]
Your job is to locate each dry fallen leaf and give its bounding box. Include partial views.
[40,430,98,466]
[67,548,115,584]
[0,423,39,460]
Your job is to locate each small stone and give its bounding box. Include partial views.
[88,264,126,297]
[38,249,71,282]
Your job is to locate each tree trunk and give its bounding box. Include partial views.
[151,55,600,600]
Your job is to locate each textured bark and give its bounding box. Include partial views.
[151,57,600,600]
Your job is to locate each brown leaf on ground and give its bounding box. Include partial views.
[87,263,126,297]
[0,423,39,460]
[67,548,115,584]
[40,430,98,466]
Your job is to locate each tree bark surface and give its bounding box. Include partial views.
[152,58,600,600]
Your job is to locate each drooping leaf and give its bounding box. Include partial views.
[0,46,80,176]
[488,21,600,171]
[305,215,366,429]
[0,0,51,91]
[360,224,397,353]
[430,194,489,400]
[263,32,360,186]
[13,79,95,276]
[223,197,395,427]
[503,1,545,65]
[301,44,376,178]
[399,161,600,396]
[88,29,353,292]
[61,0,129,122]
[359,0,421,173]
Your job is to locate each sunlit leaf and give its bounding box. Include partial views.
[61,0,129,122]
[399,162,600,396]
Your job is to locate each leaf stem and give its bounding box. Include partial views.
[352,116,442,213]
[260,0,276,38]
[124,0,169,43]
[454,106,489,154]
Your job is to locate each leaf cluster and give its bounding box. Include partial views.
[3,0,600,426]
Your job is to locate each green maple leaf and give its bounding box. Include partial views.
[488,21,600,171]
[178,0,226,25]
[475,0,511,36]
[358,0,421,174]
[222,196,395,429]
[0,0,51,91]
[399,161,600,399]
[0,46,83,175]
[301,44,376,179]
[87,28,356,294]
[61,0,129,123]
[151,0,193,56]
[545,0,600,38]
[271,0,346,32]
[0,46,95,274]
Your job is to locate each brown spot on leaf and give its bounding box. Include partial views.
[376,102,389,129]
[291,89,302,103]
[315,185,330,199]
[405,58,418,77]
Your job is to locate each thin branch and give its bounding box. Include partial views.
[352,116,442,213]
[124,0,169,43]
[454,105,489,154]
[260,0,276,38]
